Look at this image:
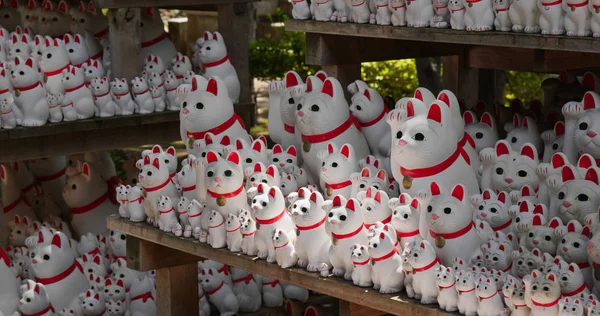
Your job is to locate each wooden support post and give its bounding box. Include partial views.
[126,236,202,271]
[442,55,478,108]
[108,8,142,81]
[156,262,199,316]
[218,2,255,128]
[339,300,385,316]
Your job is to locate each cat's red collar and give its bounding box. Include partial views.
[359,107,389,127]
[332,224,365,240]
[86,248,101,257]
[396,229,420,238]
[429,222,474,241]
[567,0,588,7]
[14,81,42,93]
[130,291,154,302]
[364,215,392,229]
[233,274,254,284]
[186,113,245,140]
[541,0,561,6]
[94,91,110,98]
[113,91,130,98]
[35,260,83,285]
[44,63,72,77]
[477,290,498,301]
[353,258,370,265]
[64,82,86,93]
[209,220,224,229]
[22,304,55,316]
[129,197,143,204]
[371,247,399,262]
[182,185,196,192]
[301,113,359,144]
[218,264,229,275]
[159,207,175,215]
[207,185,244,200]
[188,211,202,218]
[451,7,465,11]
[242,231,255,237]
[400,145,469,179]
[94,27,109,38]
[144,177,174,192]
[35,167,66,182]
[256,209,287,225]
[458,287,475,294]
[70,191,110,214]
[577,261,590,269]
[502,262,512,273]
[226,226,240,233]
[439,281,455,289]
[3,194,30,214]
[275,241,289,249]
[531,296,561,307]
[413,257,441,272]
[325,180,352,191]
[284,123,295,133]
[459,133,475,149]
[562,283,587,297]
[492,218,512,232]
[141,32,169,48]
[263,280,280,287]
[134,88,149,96]
[296,216,326,231]
[204,55,231,68]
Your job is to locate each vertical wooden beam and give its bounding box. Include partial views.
[339,300,385,316]
[442,55,478,108]
[108,8,142,81]
[156,262,199,316]
[218,3,255,128]
[322,64,362,99]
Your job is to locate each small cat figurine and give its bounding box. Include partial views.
[240,216,258,256]
[207,210,227,249]
[230,268,261,313]
[10,56,49,126]
[368,224,404,293]
[558,297,584,316]
[350,244,372,287]
[199,268,239,316]
[527,270,561,316]
[202,151,249,218]
[406,238,441,305]
[0,99,17,129]
[129,276,157,316]
[273,228,298,268]
[110,78,136,115]
[475,276,504,316]
[103,278,126,302]
[319,143,359,200]
[157,196,178,233]
[127,185,146,223]
[555,220,592,289]
[61,65,95,119]
[435,266,458,312]
[131,76,154,114]
[197,32,240,103]
[90,76,120,117]
[225,213,242,252]
[82,289,106,316]
[18,282,55,316]
[150,85,166,113]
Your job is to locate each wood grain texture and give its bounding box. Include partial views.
[127,237,203,271]
[156,262,199,316]
[108,8,142,81]
[339,300,385,316]
[108,216,452,316]
[286,20,600,54]
[98,0,255,8]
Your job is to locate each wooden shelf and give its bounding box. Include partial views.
[107,215,452,316]
[0,103,253,162]
[286,20,600,54]
[98,0,254,8]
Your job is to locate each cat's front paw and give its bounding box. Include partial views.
[479,147,496,166]
[332,267,344,277]
[343,272,352,280]
[540,130,557,145]
[258,252,268,259]
[379,287,401,294]
[420,296,437,305]
[267,256,276,263]
[562,101,585,119]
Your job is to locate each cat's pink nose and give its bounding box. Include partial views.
[533,240,539,245]
[298,111,305,117]
[110,238,115,243]
[31,259,37,264]
[588,240,595,249]
[480,213,487,218]
[563,247,568,252]
[139,175,144,180]
[587,131,598,138]
[398,139,407,146]
[431,214,439,220]
[182,108,189,114]
[279,163,284,167]
[504,178,513,184]
[214,177,222,183]
[563,201,572,207]
[322,167,327,172]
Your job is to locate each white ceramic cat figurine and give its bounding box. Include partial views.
[240,216,258,256]
[82,290,106,316]
[62,162,117,236]
[18,282,56,316]
[187,200,209,242]
[252,184,296,263]
[435,266,458,312]
[110,78,136,115]
[273,228,298,268]
[481,140,540,192]
[313,0,334,20]
[376,0,393,24]
[527,270,561,316]
[390,194,421,245]
[106,299,128,316]
[90,77,119,117]
[0,99,16,128]
[350,244,372,287]
[449,0,467,28]
[427,183,480,266]
[163,71,180,110]
[505,115,543,154]
[207,210,227,248]
[537,0,565,34]
[368,224,404,293]
[270,144,298,174]
[129,276,157,316]
[556,221,592,289]
[509,0,541,32]
[39,37,69,95]
[225,213,242,252]
[475,276,504,316]
[230,268,261,313]
[157,196,178,232]
[493,0,512,30]
[405,0,435,26]
[351,0,371,23]
[389,0,408,25]
[130,76,154,114]
[202,151,249,218]
[61,65,95,119]
[0,246,19,315]
[82,60,106,87]
[556,165,600,223]
[475,190,513,234]
[10,56,48,126]
[63,34,90,68]
[325,196,369,280]
[200,268,239,316]
[463,111,499,152]
[138,155,178,222]
[297,77,369,183]
[289,189,332,272]
[431,0,451,27]
[388,100,478,197]
[180,77,248,152]
[30,232,88,311]
[357,187,392,229]
[406,237,441,304]
[127,185,146,222]
[564,0,591,36]
[244,163,281,190]
[8,34,31,60]
[198,32,239,103]
[523,216,562,255]
[139,7,175,65]
[319,143,359,200]
[591,0,600,36]
[556,258,589,298]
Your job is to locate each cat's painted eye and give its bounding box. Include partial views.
[475,132,484,139]
[413,133,425,141]
[495,168,503,175]
[72,184,77,190]
[310,104,319,112]
[579,122,589,130]
[511,137,517,143]
[396,131,403,139]
[339,215,347,221]
[224,170,233,177]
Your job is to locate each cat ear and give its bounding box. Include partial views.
[287,146,297,157]
[463,111,476,125]
[561,166,576,182]
[206,78,218,96]
[584,92,600,111]
[499,244,505,252]
[495,141,510,157]
[363,89,371,101]
[532,214,543,226]
[554,121,565,137]
[322,79,334,98]
[497,191,507,204]
[361,168,370,178]
[546,273,556,282]
[582,226,591,238]
[482,189,492,200]
[333,195,342,207]
[585,168,599,185]
[226,151,240,165]
[346,199,356,212]
[533,204,545,215]
[410,198,419,210]
[220,136,230,146]
[205,151,219,164]
[569,263,576,273]
[430,182,441,196]
[271,144,282,154]
[340,144,351,159]
[166,146,176,157]
[451,184,465,201]
[51,233,63,249]
[93,255,101,265]
[268,187,276,198]
[208,269,213,275]
[520,144,537,161]
[25,58,33,68]
[405,100,415,118]
[152,158,160,170]
[152,145,162,154]
[376,169,386,181]
[251,140,262,153]
[82,162,90,177]
[427,103,442,124]
[285,71,299,88]
[548,217,562,229]
[420,241,425,249]
[266,165,276,178]
[253,162,263,173]
[512,114,520,128]
[480,112,493,128]
[310,192,318,204]
[578,154,595,169]
[374,191,382,204]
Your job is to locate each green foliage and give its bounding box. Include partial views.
[109,149,129,181]
[250,9,319,80]
[361,59,418,100]
[504,71,550,106]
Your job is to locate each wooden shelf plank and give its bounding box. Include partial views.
[286,20,600,54]
[98,0,255,9]
[0,103,254,162]
[107,216,452,316]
